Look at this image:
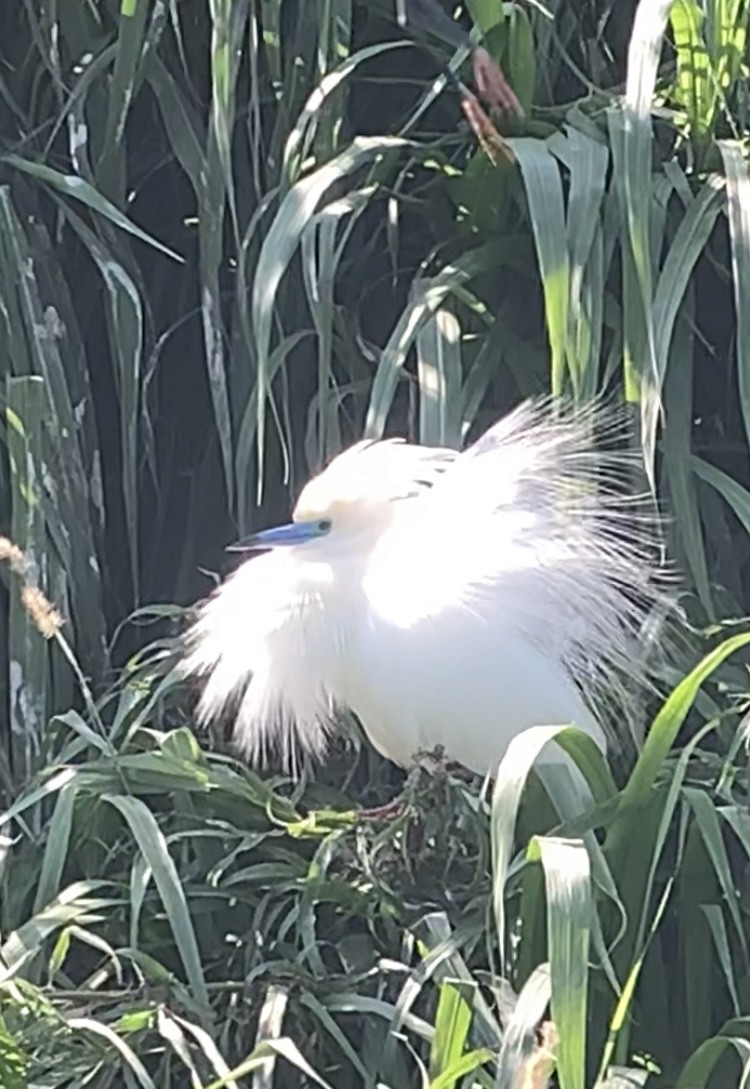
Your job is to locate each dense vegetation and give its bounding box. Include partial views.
[2,0,750,1085]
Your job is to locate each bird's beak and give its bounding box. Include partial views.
[227,521,324,552]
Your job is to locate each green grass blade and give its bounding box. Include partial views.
[417,309,463,448]
[32,784,77,914]
[530,836,591,1089]
[65,1017,157,1089]
[0,1011,27,1089]
[676,1032,750,1087]
[252,983,289,1089]
[670,0,714,138]
[496,963,551,1089]
[684,787,746,957]
[365,241,505,438]
[491,725,609,972]
[413,912,503,1052]
[97,0,151,201]
[0,190,107,677]
[509,137,570,396]
[102,793,210,1013]
[253,136,408,482]
[282,42,405,188]
[208,0,248,237]
[62,210,143,601]
[0,881,114,981]
[428,979,474,1085]
[168,1010,241,1089]
[298,992,370,1081]
[653,179,724,377]
[615,634,750,819]
[429,1048,494,1089]
[607,0,674,475]
[203,1038,336,1089]
[3,156,183,263]
[300,190,371,467]
[5,377,48,784]
[662,287,713,615]
[692,456,750,538]
[700,904,741,1016]
[197,0,251,515]
[553,126,609,397]
[718,141,750,455]
[148,58,206,189]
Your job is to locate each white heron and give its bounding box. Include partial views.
[181,401,671,776]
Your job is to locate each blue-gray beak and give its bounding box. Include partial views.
[227,519,331,552]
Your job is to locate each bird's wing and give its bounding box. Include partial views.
[365,401,670,735]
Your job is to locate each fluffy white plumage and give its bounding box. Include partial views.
[181,400,670,774]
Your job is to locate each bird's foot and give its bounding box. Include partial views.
[357,761,425,821]
[356,749,475,823]
[357,797,407,822]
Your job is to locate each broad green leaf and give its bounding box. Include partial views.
[608,0,675,479]
[508,137,570,395]
[417,309,463,448]
[491,724,610,971]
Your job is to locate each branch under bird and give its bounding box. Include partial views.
[180,400,675,779]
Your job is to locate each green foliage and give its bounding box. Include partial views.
[1,0,749,701]
[0,639,748,1086]
[2,0,750,1085]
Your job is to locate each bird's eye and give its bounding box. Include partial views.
[317,518,332,534]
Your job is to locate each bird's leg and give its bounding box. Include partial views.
[356,759,427,822]
[356,746,452,822]
[356,797,405,822]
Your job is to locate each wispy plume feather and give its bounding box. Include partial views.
[181,399,678,773]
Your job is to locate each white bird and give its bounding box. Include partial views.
[181,400,670,776]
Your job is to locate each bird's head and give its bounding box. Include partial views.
[230,437,456,555]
